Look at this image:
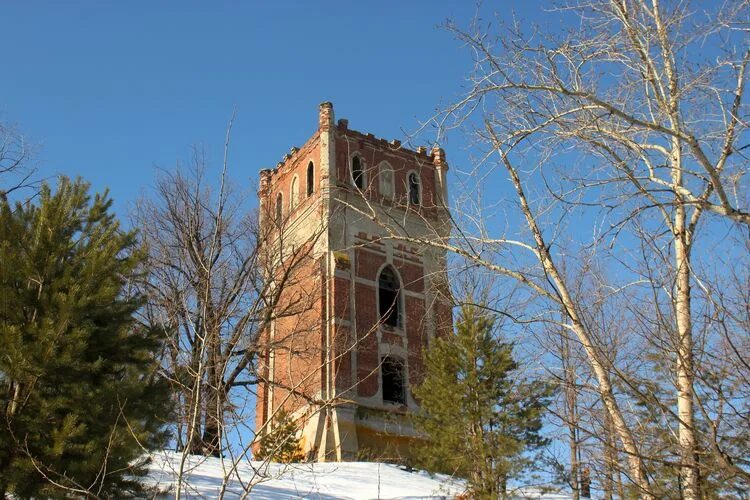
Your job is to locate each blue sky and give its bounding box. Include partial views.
[2,1,543,217]
[1,0,554,444]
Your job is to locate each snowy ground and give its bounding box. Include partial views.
[146,452,465,499]
[146,452,571,499]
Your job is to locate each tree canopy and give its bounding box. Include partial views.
[413,302,552,498]
[0,177,171,497]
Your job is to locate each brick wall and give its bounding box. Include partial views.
[333,131,444,219]
[259,134,321,227]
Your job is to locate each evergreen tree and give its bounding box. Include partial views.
[412,302,552,499]
[255,409,305,463]
[0,177,171,498]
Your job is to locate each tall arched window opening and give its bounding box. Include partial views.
[378,266,401,328]
[381,356,405,404]
[408,172,421,206]
[306,161,314,197]
[275,193,283,225]
[351,156,365,190]
[290,176,299,210]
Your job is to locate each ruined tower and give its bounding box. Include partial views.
[255,102,452,461]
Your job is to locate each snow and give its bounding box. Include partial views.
[146,452,466,499]
[145,452,572,499]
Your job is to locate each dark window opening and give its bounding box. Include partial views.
[378,266,400,328]
[352,156,364,190]
[381,356,406,405]
[307,161,314,197]
[275,193,283,224]
[408,172,420,205]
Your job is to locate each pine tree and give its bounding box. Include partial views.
[255,409,305,463]
[0,177,172,498]
[412,302,552,499]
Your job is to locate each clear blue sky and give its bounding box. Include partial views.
[1,1,544,217]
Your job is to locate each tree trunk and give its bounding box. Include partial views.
[201,384,222,456]
[563,335,580,500]
[675,216,698,499]
[201,324,223,457]
[672,136,699,500]
[185,384,204,455]
[581,467,591,498]
[502,154,654,498]
[603,410,617,500]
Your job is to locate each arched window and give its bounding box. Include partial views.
[275,193,283,224]
[408,172,421,206]
[379,162,394,198]
[378,265,401,328]
[381,356,405,405]
[306,161,314,197]
[290,176,299,210]
[351,155,365,190]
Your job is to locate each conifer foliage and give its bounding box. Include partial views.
[413,302,552,498]
[0,178,171,497]
[255,410,305,463]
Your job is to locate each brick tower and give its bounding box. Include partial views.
[255,102,452,462]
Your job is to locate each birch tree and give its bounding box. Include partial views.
[430,2,748,496]
[343,1,749,496]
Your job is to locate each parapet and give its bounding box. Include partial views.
[263,102,447,185]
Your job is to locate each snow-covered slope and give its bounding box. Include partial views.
[146,452,466,499]
[146,452,571,499]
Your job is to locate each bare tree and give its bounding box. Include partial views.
[431,2,749,497]
[134,129,324,469]
[0,121,36,197]
[336,1,750,497]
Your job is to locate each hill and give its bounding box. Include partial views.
[146,452,570,499]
